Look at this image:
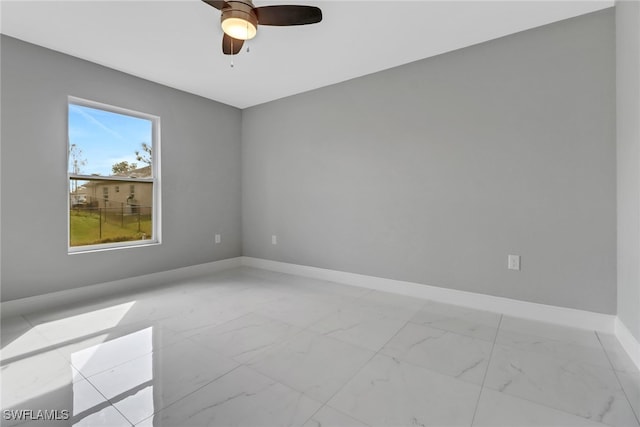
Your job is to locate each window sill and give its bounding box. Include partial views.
[68,240,161,255]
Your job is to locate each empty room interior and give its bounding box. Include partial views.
[1,0,640,426]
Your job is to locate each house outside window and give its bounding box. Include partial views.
[68,97,160,251]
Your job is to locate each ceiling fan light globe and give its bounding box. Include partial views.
[221,17,257,40]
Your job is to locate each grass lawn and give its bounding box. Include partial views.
[70,210,152,246]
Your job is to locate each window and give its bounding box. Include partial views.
[68,97,160,251]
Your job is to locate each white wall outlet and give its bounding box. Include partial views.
[272,235,278,245]
[215,234,221,244]
[508,254,520,271]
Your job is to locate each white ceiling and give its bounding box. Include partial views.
[1,0,613,109]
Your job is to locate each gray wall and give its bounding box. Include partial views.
[1,36,243,302]
[242,10,616,314]
[616,1,640,341]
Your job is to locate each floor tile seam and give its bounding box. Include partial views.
[322,402,373,426]
[295,402,322,426]
[470,314,503,426]
[298,307,349,335]
[304,314,417,418]
[19,298,139,327]
[129,363,245,427]
[57,323,190,373]
[85,374,153,408]
[180,310,275,338]
[344,287,375,301]
[483,324,635,425]
[297,310,402,355]
[71,365,91,382]
[305,305,417,331]
[304,402,372,427]
[78,332,237,383]
[231,319,322,366]
[78,367,136,426]
[0,314,34,344]
[184,333,263,365]
[70,396,133,427]
[255,277,370,308]
[247,301,402,357]
[493,338,608,356]
[23,321,171,366]
[373,346,487,390]
[1,341,72,367]
[353,299,429,318]
[238,326,378,381]
[595,331,640,375]
[19,314,37,330]
[240,313,416,414]
[165,310,256,337]
[0,315,74,366]
[408,313,501,328]
[300,289,367,304]
[614,365,640,376]
[232,362,328,408]
[119,311,195,328]
[596,332,640,426]
[479,382,630,427]
[306,327,397,354]
[488,343,619,374]
[404,319,500,344]
[330,287,374,302]
[273,274,373,301]
[497,325,609,351]
[70,348,155,380]
[258,306,489,386]
[79,337,232,379]
[251,299,351,337]
[251,310,315,334]
[497,327,605,351]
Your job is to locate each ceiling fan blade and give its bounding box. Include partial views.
[222,33,244,55]
[202,0,229,10]
[254,5,322,26]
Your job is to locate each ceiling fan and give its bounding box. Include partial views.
[202,0,322,55]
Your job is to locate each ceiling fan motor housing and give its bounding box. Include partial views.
[221,1,258,39]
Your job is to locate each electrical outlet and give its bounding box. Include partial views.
[215,234,221,244]
[508,255,520,271]
[272,235,278,245]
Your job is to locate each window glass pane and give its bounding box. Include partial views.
[68,104,153,178]
[70,179,153,247]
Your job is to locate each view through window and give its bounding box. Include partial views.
[68,98,159,250]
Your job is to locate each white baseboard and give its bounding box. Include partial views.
[0,257,242,318]
[615,317,640,371]
[241,257,616,333]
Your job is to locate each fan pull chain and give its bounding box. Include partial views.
[245,20,250,53]
[230,38,234,68]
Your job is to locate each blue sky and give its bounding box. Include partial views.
[68,103,152,176]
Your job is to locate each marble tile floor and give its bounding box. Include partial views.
[1,267,639,427]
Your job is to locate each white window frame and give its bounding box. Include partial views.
[67,96,162,253]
